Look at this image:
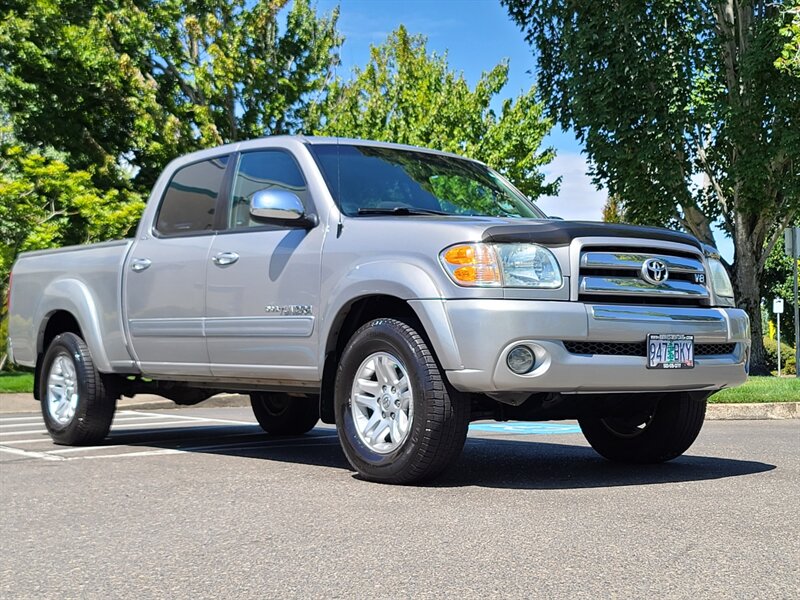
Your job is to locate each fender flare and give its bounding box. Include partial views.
[320,261,462,370]
[35,278,113,373]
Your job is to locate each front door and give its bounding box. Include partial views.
[205,149,324,381]
[124,155,230,376]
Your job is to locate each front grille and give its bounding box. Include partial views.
[578,245,709,306]
[695,343,738,356]
[563,341,736,357]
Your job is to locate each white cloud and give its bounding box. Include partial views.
[534,153,606,221]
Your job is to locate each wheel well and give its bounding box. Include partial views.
[319,295,422,424]
[34,311,83,400]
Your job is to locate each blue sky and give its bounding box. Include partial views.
[314,0,734,260]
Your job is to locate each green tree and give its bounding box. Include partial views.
[0,127,144,361]
[776,2,800,76]
[602,194,627,224]
[0,0,342,191]
[503,0,800,373]
[309,26,558,199]
[762,233,799,341]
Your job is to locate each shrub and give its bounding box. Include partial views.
[763,336,796,375]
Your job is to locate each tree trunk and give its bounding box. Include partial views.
[732,215,768,375]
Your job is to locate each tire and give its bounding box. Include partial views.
[250,393,319,435]
[334,318,469,484]
[578,393,707,463]
[39,332,116,445]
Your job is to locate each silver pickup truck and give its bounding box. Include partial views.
[8,136,749,483]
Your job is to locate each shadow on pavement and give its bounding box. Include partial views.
[101,423,776,490]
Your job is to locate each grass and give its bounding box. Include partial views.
[0,372,34,393]
[710,376,800,403]
[0,372,796,403]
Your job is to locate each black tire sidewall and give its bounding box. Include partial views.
[250,393,319,435]
[334,319,439,480]
[579,394,707,463]
[39,333,107,442]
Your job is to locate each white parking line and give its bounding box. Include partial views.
[0,415,44,423]
[0,415,174,434]
[47,434,339,455]
[0,417,255,437]
[68,439,340,461]
[0,421,192,436]
[0,428,50,436]
[0,420,47,428]
[0,445,65,461]
[127,410,256,426]
[112,414,170,422]
[0,409,332,463]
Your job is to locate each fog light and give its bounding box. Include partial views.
[507,345,535,374]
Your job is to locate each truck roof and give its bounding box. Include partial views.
[166,135,479,167]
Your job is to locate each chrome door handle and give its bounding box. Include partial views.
[131,258,152,272]
[212,251,239,266]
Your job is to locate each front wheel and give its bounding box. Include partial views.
[578,393,707,463]
[40,332,117,445]
[334,318,469,484]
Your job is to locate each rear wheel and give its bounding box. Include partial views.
[334,318,469,484]
[578,393,707,463]
[250,393,319,435]
[40,332,116,445]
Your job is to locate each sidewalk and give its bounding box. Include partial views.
[1,392,797,419]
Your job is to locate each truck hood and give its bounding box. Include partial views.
[480,219,702,250]
[347,215,702,250]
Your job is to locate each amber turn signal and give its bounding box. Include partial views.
[440,244,501,286]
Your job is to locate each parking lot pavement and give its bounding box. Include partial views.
[1,408,797,599]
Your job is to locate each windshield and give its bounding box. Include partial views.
[310,143,545,219]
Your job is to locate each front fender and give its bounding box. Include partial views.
[320,261,463,370]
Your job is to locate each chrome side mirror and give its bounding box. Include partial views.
[249,189,318,228]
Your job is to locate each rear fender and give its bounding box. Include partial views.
[35,279,113,373]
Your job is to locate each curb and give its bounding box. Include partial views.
[706,401,799,420]
[0,394,797,419]
[119,395,252,411]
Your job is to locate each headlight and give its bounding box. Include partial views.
[440,243,563,288]
[708,258,734,299]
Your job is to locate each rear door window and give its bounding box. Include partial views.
[155,156,229,236]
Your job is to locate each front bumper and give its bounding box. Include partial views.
[413,299,749,395]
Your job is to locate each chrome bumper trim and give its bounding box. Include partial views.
[581,251,704,273]
[589,305,725,323]
[580,276,709,298]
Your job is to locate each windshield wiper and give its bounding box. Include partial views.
[356,207,450,216]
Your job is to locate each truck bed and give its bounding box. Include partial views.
[8,240,136,372]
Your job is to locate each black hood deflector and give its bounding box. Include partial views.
[482,220,701,250]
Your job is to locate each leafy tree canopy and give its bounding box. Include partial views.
[0,126,144,346]
[503,0,800,372]
[0,0,342,191]
[309,26,558,200]
[776,3,800,76]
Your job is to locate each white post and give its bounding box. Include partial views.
[794,227,799,379]
[774,297,785,377]
[777,312,781,377]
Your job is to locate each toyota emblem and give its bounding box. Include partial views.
[641,258,669,284]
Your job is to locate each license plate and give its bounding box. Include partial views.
[647,334,694,369]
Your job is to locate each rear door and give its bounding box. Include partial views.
[124,155,231,376]
[205,149,324,382]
